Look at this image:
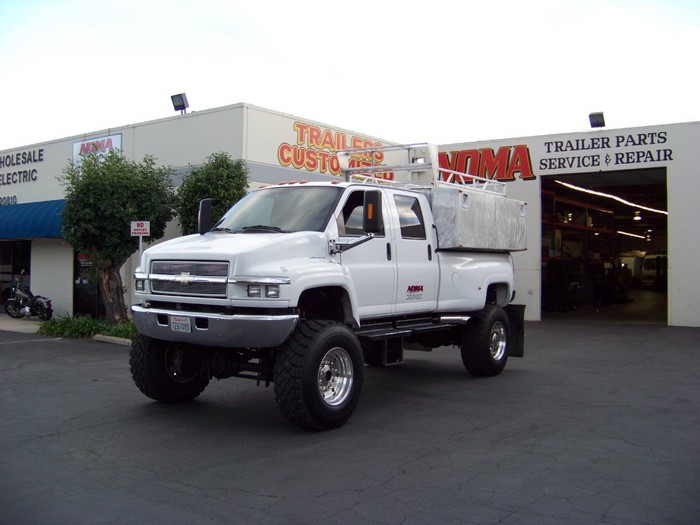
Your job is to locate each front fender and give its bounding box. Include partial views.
[287,261,360,325]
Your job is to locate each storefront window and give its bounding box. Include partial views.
[0,241,31,305]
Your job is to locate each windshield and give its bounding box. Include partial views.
[215,186,343,233]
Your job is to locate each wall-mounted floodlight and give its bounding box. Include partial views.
[171,93,189,114]
[589,112,605,128]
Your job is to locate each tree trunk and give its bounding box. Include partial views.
[97,259,128,324]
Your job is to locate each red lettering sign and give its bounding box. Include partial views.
[438,145,536,183]
[281,122,387,176]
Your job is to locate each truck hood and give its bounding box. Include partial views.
[141,231,331,271]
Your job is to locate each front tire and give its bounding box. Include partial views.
[4,299,22,318]
[274,320,364,431]
[129,333,210,403]
[460,305,510,377]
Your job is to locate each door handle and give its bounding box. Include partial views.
[386,242,392,261]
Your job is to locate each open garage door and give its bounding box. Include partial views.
[540,167,667,324]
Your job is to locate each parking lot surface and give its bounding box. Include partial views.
[1,319,699,524]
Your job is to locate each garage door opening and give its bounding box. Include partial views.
[540,167,667,324]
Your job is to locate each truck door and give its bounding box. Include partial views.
[390,192,439,314]
[336,189,397,318]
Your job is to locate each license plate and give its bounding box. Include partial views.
[170,315,191,333]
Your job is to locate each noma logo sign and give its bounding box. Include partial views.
[79,138,115,155]
[438,145,536,182]
[72,133,122,164]
[407,285,424,293]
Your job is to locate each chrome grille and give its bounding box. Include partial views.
[152,261,228,276]
[150,261,229,297]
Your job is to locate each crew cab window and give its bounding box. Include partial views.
[339,190,384,236]
[394,195,426,239]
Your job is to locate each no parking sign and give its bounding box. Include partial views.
[131,221,150,257]
[130,221,150,237]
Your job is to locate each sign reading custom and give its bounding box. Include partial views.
[277,121,389,177]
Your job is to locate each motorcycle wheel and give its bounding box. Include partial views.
[4,299,23,319]
[36,304,53,321]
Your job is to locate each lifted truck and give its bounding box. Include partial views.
[129,143,527,430]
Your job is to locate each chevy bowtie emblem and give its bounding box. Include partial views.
[174,272,196,285]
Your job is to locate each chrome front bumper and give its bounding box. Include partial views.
[131,305,299,348]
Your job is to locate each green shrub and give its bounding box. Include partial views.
[39,315,135,340]
[99,321,136,340]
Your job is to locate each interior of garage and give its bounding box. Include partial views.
[540,167,667,324]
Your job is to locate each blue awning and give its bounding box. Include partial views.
[0,199,65,239]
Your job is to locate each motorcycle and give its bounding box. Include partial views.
[4,270,53,321]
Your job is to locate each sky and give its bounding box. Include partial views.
[1,0,699,151]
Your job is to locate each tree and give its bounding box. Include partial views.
[61,150,175,324]
[176,153,249,235]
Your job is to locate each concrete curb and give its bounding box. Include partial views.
[92,334,132,346]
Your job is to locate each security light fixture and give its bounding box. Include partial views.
[171,93,189,114]
[589,112,605,128]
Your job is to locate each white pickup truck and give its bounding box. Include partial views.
[130,143,526,430]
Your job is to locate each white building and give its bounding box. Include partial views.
[1,103,696,327]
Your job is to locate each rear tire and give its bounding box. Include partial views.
[129,333,209,403]
[274,320,364,430]
[4,299,22,318]
[36,304,53,321]
[460,305,510,377]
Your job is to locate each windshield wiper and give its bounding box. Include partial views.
[241,225,287,233]
[210,227,234,233]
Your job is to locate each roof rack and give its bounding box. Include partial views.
[336,143,507,196]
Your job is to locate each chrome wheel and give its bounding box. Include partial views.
[460,305,510,377]
[274,320,364,430]
[489,321,507,361]
[317,346,354,407]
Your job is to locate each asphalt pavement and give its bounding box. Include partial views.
[1,316,699,524]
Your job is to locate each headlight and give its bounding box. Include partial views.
[247,284,280,298]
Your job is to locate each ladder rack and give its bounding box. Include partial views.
[336,142,508,196]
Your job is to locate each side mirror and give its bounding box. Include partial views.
[198,198,212,235]
[363,191,382,234]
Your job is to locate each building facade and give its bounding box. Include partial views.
[1,103,697,326]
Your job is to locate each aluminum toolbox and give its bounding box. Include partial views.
[420,186,527,252]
